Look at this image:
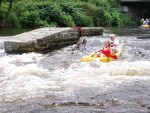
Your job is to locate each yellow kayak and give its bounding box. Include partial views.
[141,25,150,28]
[80,49,122,63]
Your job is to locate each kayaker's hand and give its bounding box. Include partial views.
[95,51,100,53]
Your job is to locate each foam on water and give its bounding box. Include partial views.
[0,53,49,101]
[1,28,150,112]
[1,56,150,102]
[0,38,5,54]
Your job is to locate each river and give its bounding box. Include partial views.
[0,28,33,36]
[0,27,150,113]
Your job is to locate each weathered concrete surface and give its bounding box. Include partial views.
[4,27,103,53]
[120,0,150,19]
[4,28,79,53]
[81,27,103,36]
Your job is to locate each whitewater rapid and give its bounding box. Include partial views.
[0,27,150,113]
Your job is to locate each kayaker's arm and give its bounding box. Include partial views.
[90,49,102,57]
[108,48,117,59]
[110,43,118,46]
[109,48,113,54]
[95,49,102,53]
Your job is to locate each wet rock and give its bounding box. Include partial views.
[75,38,87,50]
[4,28,79,54]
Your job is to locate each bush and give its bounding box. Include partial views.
[37,20,49,27]
[61,14,75,27]
[76,2,106,26]
[72,11,94,27]
[60,1,81,14]
[20,11,41,27]
[103,11,113,26]
[39,3,75,26]
[49,22,58,27]
[111,11,123,26]
[1,0,134,27]
[7,13,20,27]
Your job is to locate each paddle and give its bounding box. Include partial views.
[90,50,102,57]
[90,53,96,57]
[90,52,117,59]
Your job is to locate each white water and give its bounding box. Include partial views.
[1,29,150,112]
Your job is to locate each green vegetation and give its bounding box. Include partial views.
[0,0,134,27]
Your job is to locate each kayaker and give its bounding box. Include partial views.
[94,41,115,58]
[109,34,120,53]
[141,18,144,24]
[143,19,149,25]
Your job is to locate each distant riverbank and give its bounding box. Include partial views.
[0,0,137,28]
[0,26,139,37]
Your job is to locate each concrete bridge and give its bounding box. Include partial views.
[120,0,150,19]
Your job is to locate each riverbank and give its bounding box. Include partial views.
[0,0,135,28]
[0,27,34,36]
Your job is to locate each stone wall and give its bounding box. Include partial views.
[4,27,103,53]
[81,27,103,36]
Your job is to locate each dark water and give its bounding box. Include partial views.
[0,27,33,36]
[0,27,150,113]
[105,26,150,36]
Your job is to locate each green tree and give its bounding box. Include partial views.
[6,0,14,18]
[0,0,2,9]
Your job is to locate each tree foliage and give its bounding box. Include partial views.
[0,0,134,27]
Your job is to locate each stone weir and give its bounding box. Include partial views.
[4,27,103,53]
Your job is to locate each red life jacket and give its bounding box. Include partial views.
[101,47,111,57]
[101,47,117,59]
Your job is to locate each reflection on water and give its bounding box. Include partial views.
[0,27,150,113]
[105,26,150,36]
[0,27,33,36]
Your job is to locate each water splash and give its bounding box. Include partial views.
[0,38,5,54]
[0,27,150,112]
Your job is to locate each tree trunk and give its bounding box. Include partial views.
[5,0,13,18]
[0,0,2,10]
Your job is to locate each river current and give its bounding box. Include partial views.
[0,27,150,113]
